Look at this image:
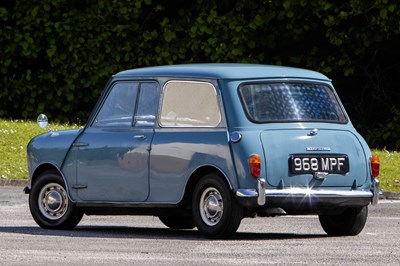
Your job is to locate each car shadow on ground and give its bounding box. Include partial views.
[0,225,328,241]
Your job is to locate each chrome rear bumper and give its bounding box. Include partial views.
[236,178,379,209]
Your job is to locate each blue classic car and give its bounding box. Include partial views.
[24,64,380,238]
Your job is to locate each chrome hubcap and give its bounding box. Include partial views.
[38,183,68,220]
[199,187,223,226]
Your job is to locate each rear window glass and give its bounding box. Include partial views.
[239,83,347,123]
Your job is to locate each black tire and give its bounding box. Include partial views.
[159,215,195,230]
[192,174,243,239]
[29,170,83,229]
[319,206,368,236]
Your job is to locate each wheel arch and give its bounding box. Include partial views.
[30,163,72,200]
[182,165,233,208]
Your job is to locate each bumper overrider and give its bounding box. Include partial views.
[236,178,380,209]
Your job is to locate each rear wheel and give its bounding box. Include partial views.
[192,174,243,239]
[159,215,195,230]
[319,206,368,236]
[29,170,83,229]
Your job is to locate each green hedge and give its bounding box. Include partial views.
[1,0,399,147]
[366,108,400,150]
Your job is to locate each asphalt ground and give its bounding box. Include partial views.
[0,186,399,265]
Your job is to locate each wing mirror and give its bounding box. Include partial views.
[37,114,52,132]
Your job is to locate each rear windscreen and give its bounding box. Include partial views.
[239,83,347,123]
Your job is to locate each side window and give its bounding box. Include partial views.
[160,81,221,127]
[134,82,160,127]
[93,82,139,127]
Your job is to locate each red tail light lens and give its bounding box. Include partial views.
[371,155,380,178]
[248,154,261,178]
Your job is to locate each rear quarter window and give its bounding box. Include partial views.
[160,81,221,127]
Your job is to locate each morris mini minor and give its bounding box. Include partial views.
[24,64,380,238]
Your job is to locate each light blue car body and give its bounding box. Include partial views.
[26,64,379,215]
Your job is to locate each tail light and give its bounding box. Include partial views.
[248,154,261,178]
[370,155,380,178]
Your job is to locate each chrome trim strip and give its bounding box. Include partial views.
[371,178,380,205]
[265,188,373,197]
[236,189,258,198]
[257,178,266,205]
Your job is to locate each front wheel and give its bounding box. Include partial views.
[319,206,368,236]
[192,174,243,239]
[29,170,83,229]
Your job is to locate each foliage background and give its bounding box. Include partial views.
[1,0,399,149]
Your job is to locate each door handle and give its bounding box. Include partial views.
[133,135,146,140]
[72,142,89,147]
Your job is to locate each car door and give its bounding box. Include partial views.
[75,81,159,202]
